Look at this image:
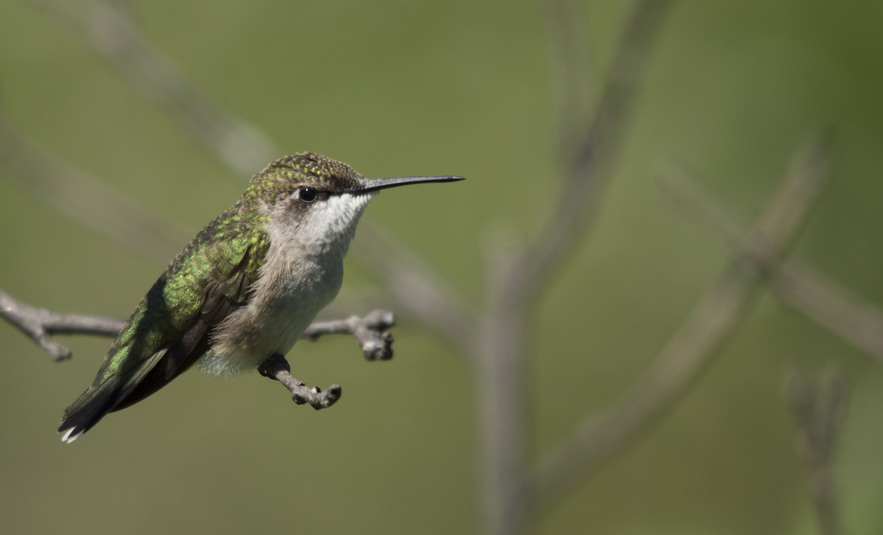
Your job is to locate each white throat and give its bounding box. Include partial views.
[279,192,374,260]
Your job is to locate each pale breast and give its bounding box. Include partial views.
[199,239,344,376]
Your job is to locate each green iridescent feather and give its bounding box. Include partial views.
[59,178,274,435]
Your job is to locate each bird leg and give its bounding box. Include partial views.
[257,353,342,410]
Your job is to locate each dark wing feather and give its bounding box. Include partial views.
[59,213,267,441]
[110,279,246,411]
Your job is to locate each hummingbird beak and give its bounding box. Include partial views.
[350,175,465,194]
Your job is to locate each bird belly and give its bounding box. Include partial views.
[198,255,343,376]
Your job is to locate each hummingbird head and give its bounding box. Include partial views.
[246,152,463,256]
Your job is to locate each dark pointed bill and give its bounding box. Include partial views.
[350,175,465,193]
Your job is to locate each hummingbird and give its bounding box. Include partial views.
[58,152,464,443]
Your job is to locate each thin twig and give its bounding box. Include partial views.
[302,310,397,361]
[785,366,849,535]
[1,288,398,364]
[528,134,830,509]
[0,289,124,361]
[662,165,883,366]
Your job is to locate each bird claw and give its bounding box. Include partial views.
[258,354,341,410]
[292,383,342,409]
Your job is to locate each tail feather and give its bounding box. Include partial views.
[58,349,167,443]
[58,383,125,443]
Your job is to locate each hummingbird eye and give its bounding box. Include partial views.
[295,187,319,204]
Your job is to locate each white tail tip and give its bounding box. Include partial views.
[60,428,84,444]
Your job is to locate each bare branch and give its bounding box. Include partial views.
[662,163,883,366]
[258,354,342,410]
[1,287,398,364]
[302,310,397,362]
[785,366,849,535]
[30,0,276,176]
[0,289,124,361]
[528,134,830,508]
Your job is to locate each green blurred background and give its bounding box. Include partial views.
[2,1,882,533]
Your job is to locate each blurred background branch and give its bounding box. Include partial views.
[785,366,850,535]
[521,0,676,298]
[0,114,188,264]
[530,133,830,508]
[475,1,677,533]
[663,167,883,365]
[30,0,277,176]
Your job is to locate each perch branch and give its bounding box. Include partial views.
[528,134,830,508]
[0,289,124,361]
[1,288,397,364]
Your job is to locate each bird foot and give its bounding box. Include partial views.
[258,354,342,410]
